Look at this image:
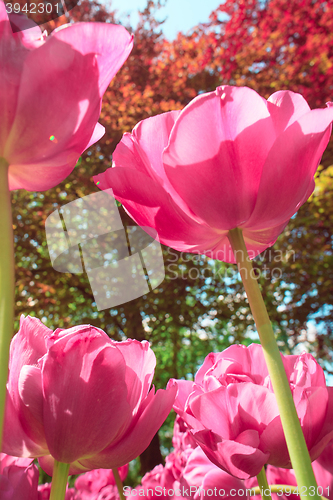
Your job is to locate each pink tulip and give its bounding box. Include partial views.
[181,446,250,500]
[172,416,197,454]
[38,482,78,500]
[3,316,176,472]
[169,344,333,479]
[124,416,197,500]
[0,2,133,191]
[0,452,39,500]
[310,442,333,500]
[127,434,249,500]
[74,465,128,498]
[132,464,177,499]
[94,86,333,263]
[249,458,333,500]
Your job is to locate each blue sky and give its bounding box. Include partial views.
[110,0,222,39]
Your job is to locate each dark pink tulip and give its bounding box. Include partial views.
[181,446,250,500]
[94,86,333,263]
[125,416,196,500]
[0,2,133,191]
[38,483,78,500]
[252,458,333,500]
[74,465,128,498]
[310,442,333,500]
[169,344,333,479]
[127,427,249,500]
[0,453,39,500]
[3,316,176,472]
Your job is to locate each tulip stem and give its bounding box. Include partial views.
[228,228,320,500]
[50,460,70,500]
[113,467,126,500]
[0,159,15,451]
[256,467,272,500]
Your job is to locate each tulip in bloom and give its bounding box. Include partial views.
[3,316,176,473]
[0,2,133,191]
[94,86,333,263]
[170,344,333,479]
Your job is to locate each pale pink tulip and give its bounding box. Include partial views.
[94,86,333,263]
[0,452,39,500]
[3,316,176,472]
[170,344,333,478]
[0,2,133,191]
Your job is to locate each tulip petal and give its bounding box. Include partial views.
[0,4,28,155]
[38,454,90,476]
[260,416,289,467]
[80,384,177,469]
[202,468,251,500]
[245,104,333,230]
[195,353,218,386]
[307,386,333,461]
[52,22,133,96]
[163,86,276,228]
[18,365,47,447]
[114,339,156,415]
[173,379,196,413]
[190,384,278,440]
[267,90,311,135]
[193,429,268,479]
[8,315,51,405]
[295,387,328,449]
[114,111,180,181]
[113,110,198,219]
[85,122,105,149]
[94,167,227,253]
[182,446,220,486]
[2,390,47,457]
[189,388,234,439]
[6,23,133,191]
[241,219,290,262]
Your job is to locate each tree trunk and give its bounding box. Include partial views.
[139,432,163,476]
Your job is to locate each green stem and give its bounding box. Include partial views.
[0,158,15,451]
[256,467,272,500]
[251,485,328,500]
[228,228,319,500]
[112,467,125,500]
[49,461,70,500]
